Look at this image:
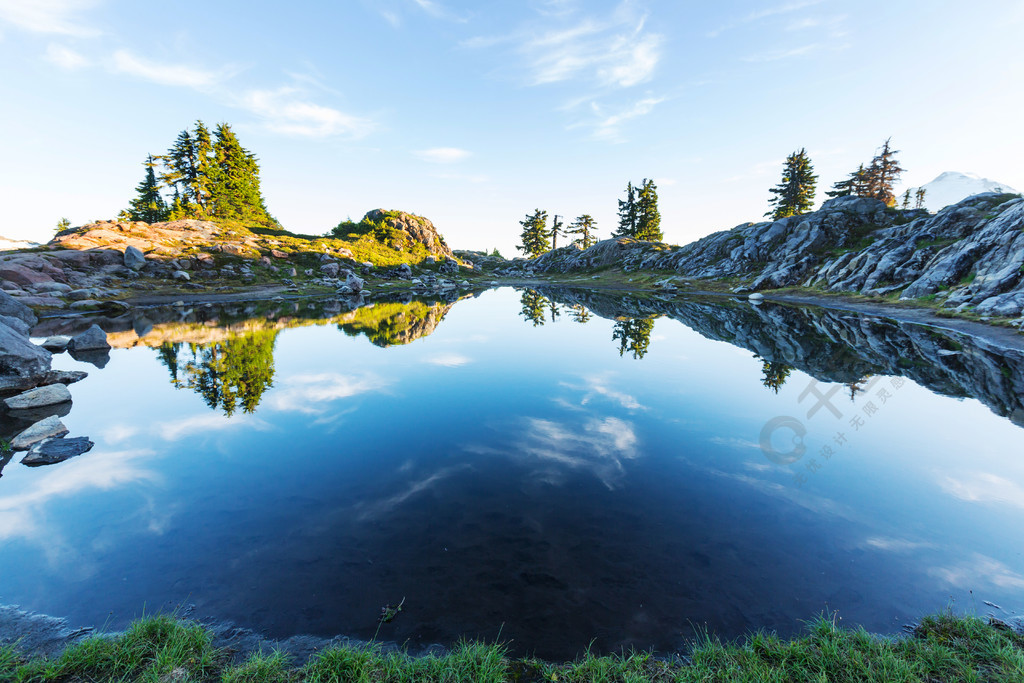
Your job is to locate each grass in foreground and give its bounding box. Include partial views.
[1,612,1022,682]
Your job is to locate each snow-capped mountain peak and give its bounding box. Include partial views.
[902,172,1020,212]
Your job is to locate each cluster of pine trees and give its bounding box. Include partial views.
[516,179,662,258]
[123,120,276,226]
[765,138,916,221]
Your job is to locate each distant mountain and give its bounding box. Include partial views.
[904,171,1020,212]
[0,236,39,251]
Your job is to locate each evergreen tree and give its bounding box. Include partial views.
[901,189,912,210]
[614,181,638,237]
[635,178,662,241]
[826,164,869,198]
[914,188,927,210]
[208,123,273,224]
[160,128,197,214]
[126,154,170,223]
[568,214,598,249]
[55,217,71,233]
[517,209,550,258]
[765,148,817,220]
[550,215,563,250]
[862,138,904,207]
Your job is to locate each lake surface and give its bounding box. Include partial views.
[3,287,1024,660]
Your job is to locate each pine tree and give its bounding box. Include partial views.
[766,148,817,220]
[826,164,869,198]
[635,178,662,241]
[614,181,638,237]
[901,189,912,210]
[126,154,170,223]
[914,188,927,210]
[160,128,197,214]
[862,138,904,207]
[551,214,563,250]
[568,214,598,249]
[517,208,550,257]
[55,217,71,233]
[208,123,273,224]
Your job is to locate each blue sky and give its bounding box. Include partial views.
[1,1,1022,254]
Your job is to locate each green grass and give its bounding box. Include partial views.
[2,612,1022,682]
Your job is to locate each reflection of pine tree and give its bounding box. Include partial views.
[519,290,547,326]
[759,359,793,394]
[612,318,655,359]
[548,300,560,322]
[569,304,591,324]
[846,374,873,401]
[161,330,278,416]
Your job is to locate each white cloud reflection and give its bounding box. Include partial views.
[265,372,388,415]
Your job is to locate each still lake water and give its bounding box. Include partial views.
[2,287,1024,659]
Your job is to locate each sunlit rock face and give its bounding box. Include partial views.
[530,193,1024,317]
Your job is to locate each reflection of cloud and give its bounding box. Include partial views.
[562,373,645,411]
[861,537,936,552]
[101,424,140,444]
[355,465,470,521]
[0,449,158,555]
[266,372,387,415]
[709,436,761,450]
[157,413,269,441]
[427,353,471,367]
[930,553,1024,590]
[512,416,639,489]
[938,473,1024,509]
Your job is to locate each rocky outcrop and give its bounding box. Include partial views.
[529,193,1024,318]
[0,320,52,392]
[540,287,1024,427]
[22,436,93,466]
[362,209,454,259]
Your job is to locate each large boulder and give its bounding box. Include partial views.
[0,289,37,327]
[362,209,454,259]
[0,322,52,392]
[345,272,364,293]
[66,324,110,352]
[3,383,72,410]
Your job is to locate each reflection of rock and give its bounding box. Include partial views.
[68,348,110,368]
[22,437,93,466]
[67,324,110,352]
[541,287,1024,427]
[4,383,72,410]
[5,400,73,425]
[42,370,88,385]
[11,416,69,450]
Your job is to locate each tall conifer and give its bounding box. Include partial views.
[766,148,817,220]
[127,154,170,223]
[635,178,662,241]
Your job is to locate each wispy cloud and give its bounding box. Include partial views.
[266,372,386,414]
[465,2,663,89]
[562,373,646,410]
[239,87,375,138]
[46,42,88,69]
[111,49,225,88]
[930,553,1024,590]
[157,413,268,441]
[938,472,1024,510]
[0,0,101,37]
[426,352,472,367]
[414,147,472,163]
[708,0,825,38]
[587,96,665,141]
[741,43,821,63]
[408,0,466,23]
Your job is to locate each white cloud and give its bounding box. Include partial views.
[518,416,640,489]
[0,0,100,37]
[414,147,472,163]
[587,96,665,141]
[741,43,820,63]
[266,372,386,414]
[930,553,1024,590]
[45,42,88,69]
[408,0,466,22]
[565,373,646,410]
[938,472,1024,509]
[380,9,400,27]
[465,2,663,90]
[708,0,825,38]
[427,352,472,367]
[240,87,375,139]
[157,413,268,441]
[112,49,223,88]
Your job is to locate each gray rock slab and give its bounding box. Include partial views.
[4,383,72,410]
[22,437,94,466]
[66,324,110,352]
[10,416,69,450]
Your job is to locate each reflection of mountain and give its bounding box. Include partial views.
[336,301,454,347]
[541,288,1024,427]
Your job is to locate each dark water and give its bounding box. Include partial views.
[2,288,1024,660]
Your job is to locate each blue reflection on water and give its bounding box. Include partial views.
[2,288,1024,659]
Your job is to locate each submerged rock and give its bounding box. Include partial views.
[22,437,94,466]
